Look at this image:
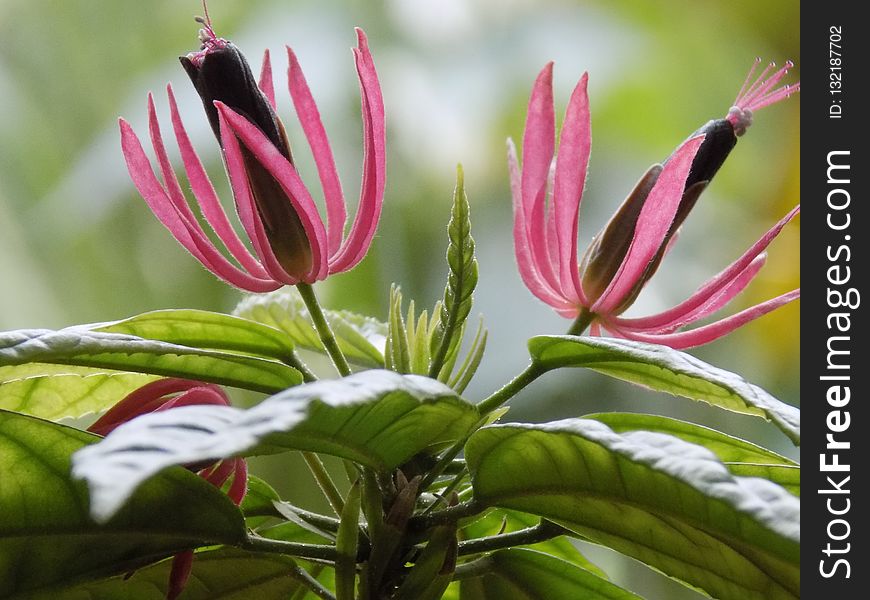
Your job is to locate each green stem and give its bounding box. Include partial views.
[302,451,345,516]
[286,349,318,383]
[269,502,341,532]
[418,364,544,493]
[456,520,569,557]
[476,362,544,416]
[566,307,594,336]
[241,534,340,562]
[290,565,327,600]
[287,564,337,600]
[452,556,494,580]
[410,499,483,530]
[297,282,352,377]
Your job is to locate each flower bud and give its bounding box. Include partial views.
[180,26,313,279]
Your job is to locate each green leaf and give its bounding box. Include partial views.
[529,335,800,444]
[449,319,488,394]
[73,370,479,521]
[234,288,386,368]
[0,410,246,598]
[466,420,800,600]
[727,463,800,496]
[588,413,799,495]
[430,165,479,380]
[16,548,316,600]
[0,363,157,420]
[385,285,411,373]
[93,309,299,363]
[587,412,796,465]
[459,510,605,578]
[457,549,641,600]
[0,328,301,395]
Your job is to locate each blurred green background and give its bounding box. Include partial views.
[0,1,799,597]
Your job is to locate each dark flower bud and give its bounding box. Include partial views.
[180,21,312,279]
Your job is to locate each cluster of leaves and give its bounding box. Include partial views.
[0,171,799,599]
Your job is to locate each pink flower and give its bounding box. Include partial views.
[88,378,247,600]
[120,26,385,290]
[509,61,799,349]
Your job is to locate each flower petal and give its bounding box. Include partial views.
[553,72,591,305]
[119,118,279,292]
[609,288,800,349]
[217,106,301,284]
[612,206,799,330]
[228,458,248,505]
[167,551,194,600]
[166,85,270,278]
[287,46,347,257]
[614,254,766,333]
[520,63,561,293]
[329,28,387,273]
[217,102,330,282]
[509,140,576,310]
[591,135,705,314]
[259,49,277,110]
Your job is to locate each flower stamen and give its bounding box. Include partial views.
[727,58,799,136]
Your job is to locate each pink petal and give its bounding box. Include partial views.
[591,135,705,315]
[119,119,279,292]
[614,254,766,333]
[259,49,277,110]
[287,46,347,257]
[166,85,270,278]
[167,551,194,600]
[329,29,387,273]
[509,140,576,310]
[202,459,236,488]
[228,458,248,505]
[612,206,799,330]
[162,386,232,410]
[610,288,800,349]
[520,63,561,293]
[217,103,330,282]
[146,94,192,221]
[553,72,591,306]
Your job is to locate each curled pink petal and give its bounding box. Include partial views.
[613,205,799,331]
[217,109,300,284]
[591,135,705,314]
[259,49,277,110]
[167,551,194,600]
[217,102,329,282]
[228,458,248,505]
[553,73,591,306]
[329,28,387,274]
[287,46,347,257]
[610,288,800,349]
[166,85,270,278]
[203,459,236,488]
[520,63,561,293]
[119,119,279,292]
[509,140,576,310]
[614,254,767,333]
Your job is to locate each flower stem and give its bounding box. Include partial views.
[566,308,594,336]
[456,519,569,557]
[302,451,345,516]
[242,533,340,562]
[297,282,352,377]
[286,349,318,383]
[475,363,544,416]
[410,499,484,530]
